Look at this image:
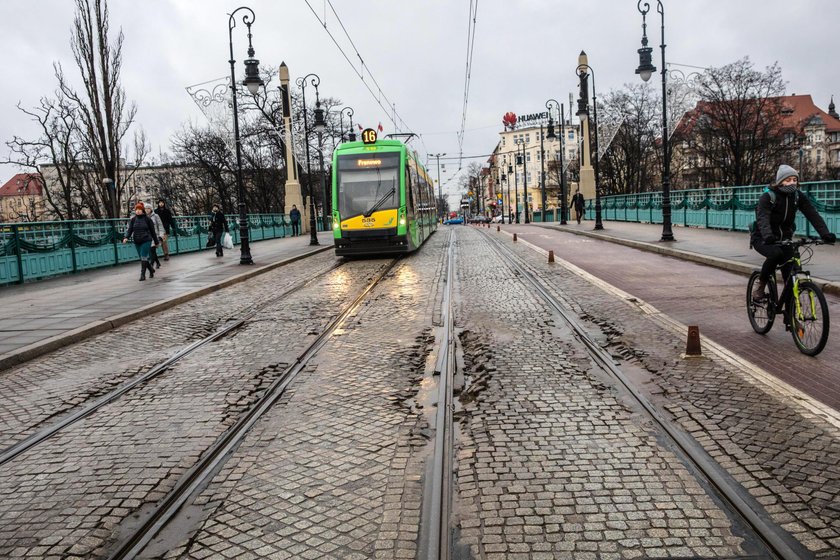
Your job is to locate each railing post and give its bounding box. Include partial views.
[731,194,736,231]
[112,220,120,265]
[173,221,180,254]
[12,224,23,284]
[68,222,78,273]
[805,183,812,238]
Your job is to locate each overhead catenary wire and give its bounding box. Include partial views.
[457,0,480,168]
[301,0,429,157]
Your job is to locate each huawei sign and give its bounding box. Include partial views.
[502,112,517,130]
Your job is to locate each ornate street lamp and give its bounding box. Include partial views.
[295,73,321,245]
[339,107,356,142]
[545,99,568,225]
[227,6,265,264]
[314,98,329,231]
[576,52,603,230]
[636,0,674,241]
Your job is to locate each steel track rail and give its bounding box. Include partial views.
[0,260,346,468]
[480,229,809,560]
[108,257,400,560]
[418,230,457,560]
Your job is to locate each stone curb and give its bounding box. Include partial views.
[533,223,840,298]
[0,246,332,373]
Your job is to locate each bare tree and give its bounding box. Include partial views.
[598,83,660,194]
[2,94,86,220]
[56,0,142,217]
[684,57,787,187]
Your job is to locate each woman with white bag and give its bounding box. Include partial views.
[209,203,230,257]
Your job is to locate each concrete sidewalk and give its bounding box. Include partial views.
[514,219,840,293]
[0,232,334,370]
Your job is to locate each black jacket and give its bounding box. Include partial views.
[209,210,229,234]
[571,193,585,210]
[289,208,301,223]
[751,188,830,244]
[126,214,159,244]
[155,206,174,234]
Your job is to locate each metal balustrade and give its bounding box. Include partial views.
[529,181,840,236]
[0,213,314,286]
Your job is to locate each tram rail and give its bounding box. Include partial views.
[478,228,810,560]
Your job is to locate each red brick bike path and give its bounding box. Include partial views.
[496,221,840,412]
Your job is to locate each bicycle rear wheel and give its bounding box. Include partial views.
[789,280,830,356]
[747,272,777,334]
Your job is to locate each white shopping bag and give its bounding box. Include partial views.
[222,232,233,249]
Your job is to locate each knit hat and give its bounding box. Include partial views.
[135,202,145,210]
[773,164,799,186]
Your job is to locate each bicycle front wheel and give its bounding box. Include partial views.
[747,272,776,334]
[789,280,830,356]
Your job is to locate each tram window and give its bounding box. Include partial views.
[337,153,401,218]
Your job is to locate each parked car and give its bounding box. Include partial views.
[491,215,503,223]
[469,215,491,224]
[443,217,464,225]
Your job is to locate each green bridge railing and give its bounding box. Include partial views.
[0,214,330,286]
[531,180,840,237]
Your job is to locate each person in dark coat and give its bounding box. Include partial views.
[154,199,174,260]
[289,204,301,237]
[123,202,160,281]
[571,189,585,224]
[751,164,836,302]
[209,203,229,257]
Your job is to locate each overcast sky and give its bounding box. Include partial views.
[1,0,837,203]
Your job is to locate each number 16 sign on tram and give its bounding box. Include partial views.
[331,128,437,256]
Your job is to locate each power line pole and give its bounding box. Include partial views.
[431,153,446,221]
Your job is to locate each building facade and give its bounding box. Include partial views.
[490,112,581,219]
[0,174,47,223]
[672,94,840,188]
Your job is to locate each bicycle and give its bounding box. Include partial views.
[747,238,830,356]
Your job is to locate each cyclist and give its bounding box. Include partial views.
[751,164,836,302]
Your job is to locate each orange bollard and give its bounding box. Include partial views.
[548,250,554,263]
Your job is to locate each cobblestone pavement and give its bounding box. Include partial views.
[0,256,390,559]
[3,225,839,559]
[150,231,450,560]
[455,227,840,558]
[0,252,339,450]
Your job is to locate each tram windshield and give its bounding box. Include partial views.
[337,153,401,219]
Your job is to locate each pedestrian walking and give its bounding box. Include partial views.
[209,203,229,257]
[289,204,301,237]
[571,189,586,224]
[154,199,174,260]
[123,202,160,281]
[146,203,164,269]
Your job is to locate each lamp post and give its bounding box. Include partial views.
[513,152,521,224]
[102,177,117,218]
[521,142,530,223]
[432,153,446,221]
[295,73,321,245]
[227,6,264,264]
[576,54,603,230]
[339,106,356,142]
[539,123,547,221]
[314,98,329,231]
[635,0,674,241]
[545,99,568,224]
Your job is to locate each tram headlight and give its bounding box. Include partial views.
[399,217,406,226]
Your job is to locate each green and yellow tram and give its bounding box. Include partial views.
[331,128,437,256]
